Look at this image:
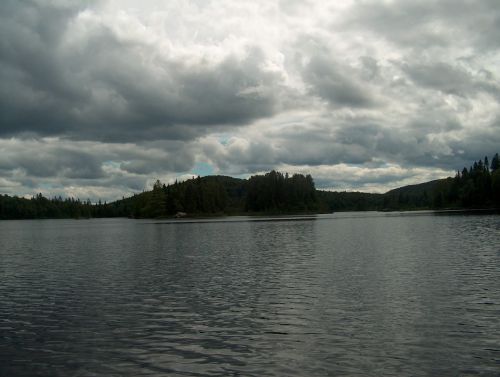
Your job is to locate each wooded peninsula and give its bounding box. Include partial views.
[1,153,499,220]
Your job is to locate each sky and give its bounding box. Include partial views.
[1,0,499,201]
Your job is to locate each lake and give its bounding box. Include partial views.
[1,212,499,376]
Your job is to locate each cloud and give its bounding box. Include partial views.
[344,0,500,51]
[277,163,453,193]
[0,1,286,142]
[399,61,500,100]
[0,137,202,200]
[302,53,377,108]
[0,0,499,199]
[402,62,474,96]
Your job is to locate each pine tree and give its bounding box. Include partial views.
[491,153,499,172]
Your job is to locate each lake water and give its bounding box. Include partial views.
[1,212,499,376]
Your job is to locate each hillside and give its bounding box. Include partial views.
[385,179,442,197]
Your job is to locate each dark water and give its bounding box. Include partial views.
[1,212,499,376]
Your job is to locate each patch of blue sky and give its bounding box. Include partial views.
[39,183,54,190]
[215,133,232,146]
[102,161,121,168]
[192,162,214,177]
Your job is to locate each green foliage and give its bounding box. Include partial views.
[0,194,94,220]
[245,171,318,213]
[142,180,167,218]
[317,191,383,212]
[492,169,500,205]
[491,153,499,172]
[102,175,231,218]
[430,153,499,209]
[161,175,229,216]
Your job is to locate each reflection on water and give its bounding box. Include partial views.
[1,213,499,376]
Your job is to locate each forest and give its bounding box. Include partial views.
[0,172,319,219]
[0,153,499,219]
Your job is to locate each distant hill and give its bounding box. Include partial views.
[316,179,446,213]
[101,170,319,218]
[382,153,500,210]
[385,179,442,196]
[378,179,443,211]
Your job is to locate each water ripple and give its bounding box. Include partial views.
[1,215,500,376]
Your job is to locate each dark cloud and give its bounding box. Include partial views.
[344,0,500,50]
[119,148,195,175]
[0,142,104,179]
[359,57,380,81]
[445,117,500,165]
[85,48,280,141]
[304,56,376,108]
[0,1,284,142]
[0,1,92,136]
[0,138,201,196]
[402,62,473,96]
[400,61,500,99]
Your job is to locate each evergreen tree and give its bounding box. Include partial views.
[491,153,499,172]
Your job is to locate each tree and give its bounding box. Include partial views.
[144,179,166,217]
[491,153,499,172]
[492,169,500,205]
[245,170,318,212]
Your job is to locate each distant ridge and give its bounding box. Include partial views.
[385,179,443,196]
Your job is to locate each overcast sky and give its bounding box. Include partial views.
[1,0,499,201]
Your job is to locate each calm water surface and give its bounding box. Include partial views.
[1,212,499,376]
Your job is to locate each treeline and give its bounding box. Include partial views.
[126,176,237,218]
[317,191,383,212]
[1,155,499,219]
[320,153,499,211]
[0,171,318,219]
[432,153,500,208]
[126,171,318,217]
[0,193,104,220]
[342,152,500,211]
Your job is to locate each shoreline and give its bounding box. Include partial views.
[2,207,499,221]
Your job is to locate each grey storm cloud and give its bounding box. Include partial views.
[400,61,500,100]
[0,1,284,142]
[303,54,376,108]
[294,36,378,109]
[0,138,200,196]
[119,147,195,175]
[345,0,500,50]
[0,142,104,179]
[402,62,475,96]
